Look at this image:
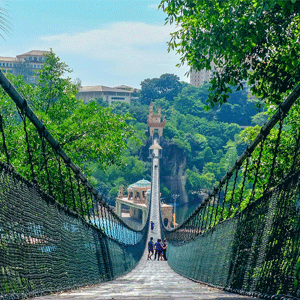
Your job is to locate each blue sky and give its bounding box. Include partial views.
[0,0,190,88]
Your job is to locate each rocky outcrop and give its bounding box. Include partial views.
[140,137,188,204]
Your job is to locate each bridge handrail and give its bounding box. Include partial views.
[163,82,300,233]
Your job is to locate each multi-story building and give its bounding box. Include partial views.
[77,85,133,105]
[0,50,50,84]
[190,68,213,87]
[190,60,218,87]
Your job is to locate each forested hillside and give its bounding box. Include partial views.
[90,74,267,205]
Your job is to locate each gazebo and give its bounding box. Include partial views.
[115,179,151,224]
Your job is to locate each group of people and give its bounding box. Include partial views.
[147,237,167,261]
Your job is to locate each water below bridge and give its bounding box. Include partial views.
[33,148,254,300]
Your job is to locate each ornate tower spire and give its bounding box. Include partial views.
[147,103,166,139]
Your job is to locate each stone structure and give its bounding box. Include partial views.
[0,50,50,84]
[147,102,166,139]
[140,138,189,204]
[77,85,133,105]
[115,179,173,227]
[116,179,151,225]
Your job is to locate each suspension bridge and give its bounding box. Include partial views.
[0,69,300,300]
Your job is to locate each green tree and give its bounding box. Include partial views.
[159,0,300,107]
[140,73,183,105]
[0,51,136,209]
[174,85,207,118]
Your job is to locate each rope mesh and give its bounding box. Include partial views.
[0,70,148,299]
[162,83,300,299]
[165,171,300,297]
[0,161,147,299]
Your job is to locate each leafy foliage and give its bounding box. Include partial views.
[159,0,300,107]
[140,73,184,105]
[0,51,136,208]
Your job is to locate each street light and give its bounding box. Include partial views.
[172,194,179,228]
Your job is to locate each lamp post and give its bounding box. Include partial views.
[172,194,179,228]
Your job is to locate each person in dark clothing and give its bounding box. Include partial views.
[147,237,154,260]
[162,238,168,261]
[154,239,162,260]
[150,221,154,231]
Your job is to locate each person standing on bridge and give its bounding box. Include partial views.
[162,238,168,261]
[150,221,154,231]
[147,237,154,260]
[154,239,162,260]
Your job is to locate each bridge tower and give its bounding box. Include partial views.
[147,102,166,142]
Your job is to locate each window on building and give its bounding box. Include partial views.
[111,97,125,100]
[29,57,32,60]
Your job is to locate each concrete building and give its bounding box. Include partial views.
[190,60,218,87]
[115,179,173,227]
[0,50,50,84]
[190,68,213,87]
[77,85,133,105]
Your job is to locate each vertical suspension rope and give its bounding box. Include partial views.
[39,129,53,196]
[199,201,208,231]
[228,168,239,217]
[204,195,214,230]
[20,110,36,183]
[76,177,84,217]
[250,137,266,202]
[267,116,284,190]
[95,196,102,228]
[220,177,230,221]
[208,190,217,228]
[213,187,222,227]
[84,187,91,222]
[56,154,67,206]
[90,192,97,224]
[237,155,250,210]
[0,113,10,164]
[68,165,77,212]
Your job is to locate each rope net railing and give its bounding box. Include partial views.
[161,83,300,299]
[0,70,148,299]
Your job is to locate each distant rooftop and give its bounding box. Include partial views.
[17,50,51,57]
[0,57,18,62]
[79,85,133,93]
[129,179,151,188]
[114,85,135,91]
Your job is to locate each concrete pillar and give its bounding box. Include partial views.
[116,201,121,216]
[142,210,147,224]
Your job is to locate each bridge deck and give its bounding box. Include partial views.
[33,150,254,300]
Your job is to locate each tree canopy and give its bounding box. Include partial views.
[140,73,183,105]
[0,51,136,207]
[159,0,300,107]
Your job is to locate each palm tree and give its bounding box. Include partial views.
[0,4,11,39]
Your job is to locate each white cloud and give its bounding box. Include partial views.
[148,4,160,10]
[39,22,181,76]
